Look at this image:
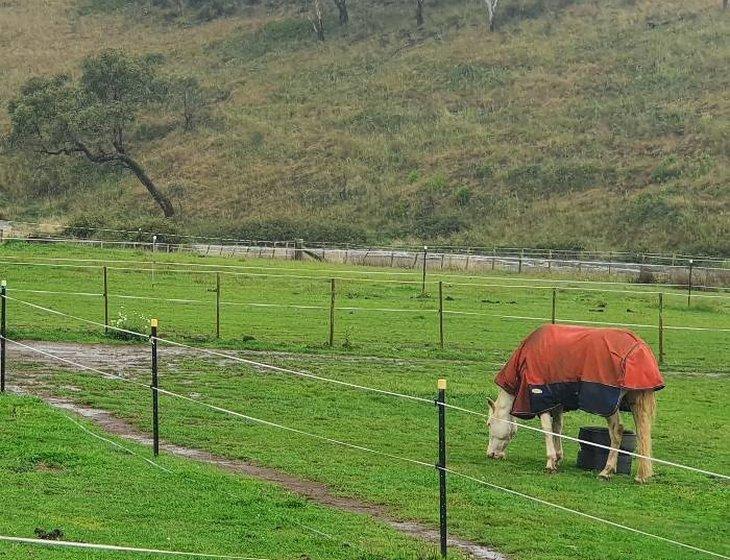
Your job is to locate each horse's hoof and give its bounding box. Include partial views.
[598,471,613,480]
[634,476,649,484]
[544,464,558,474]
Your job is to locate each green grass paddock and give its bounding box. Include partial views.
[0,242,728,559]
[0,395,452,559]
[0,242,727,371]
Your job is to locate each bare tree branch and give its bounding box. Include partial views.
[309,0,325,41]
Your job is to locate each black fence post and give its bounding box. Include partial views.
[329,278,336,347]
[438,281,444,349]
[422,246,428,296]
[103,266,109,335]
[151,318,160,457]
[436,378,448,558]
[687,259,694,307]
[1,280,6,393]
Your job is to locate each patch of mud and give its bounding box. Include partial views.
[34,461,64,473]
[8,340,476,372]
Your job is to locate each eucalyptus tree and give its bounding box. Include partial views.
[7,50,185,217]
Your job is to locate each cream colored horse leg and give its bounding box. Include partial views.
[551,410,564,464]
[599,412,624,480]
[540,413,558,473]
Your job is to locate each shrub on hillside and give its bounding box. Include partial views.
[505,161,615,196]
[63,214,182,244]
[501,0,582,22]
[79,0,251,21]
[635,267,657,284]
[414,214,464,238]
[63,215,108,240]
[222,218,369,244]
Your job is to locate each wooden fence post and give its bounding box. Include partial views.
[438,281,444,349]
[658,292,664,365]
[687,259,694,307]
[295,239,304,261]
[422,246,428,296]
[329,278,336,346]
[103,266,109,335]
[551,288,557,324]
[151,235,157,286]
[215,272,221,339]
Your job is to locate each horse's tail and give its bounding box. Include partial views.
[628,390,656,481]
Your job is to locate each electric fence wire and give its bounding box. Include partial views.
[3,336,728,559]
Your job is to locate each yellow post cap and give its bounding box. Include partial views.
[1,280,6,287]
[150,318,159,328]
[438,378,447,390]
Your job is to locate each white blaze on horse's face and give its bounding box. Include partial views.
[486,393,518,459]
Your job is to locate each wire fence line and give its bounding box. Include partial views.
[3,336,728,560]
[6,338,373,559]
[4,233,728,290]
[4,238,730,300]
[440,469,729,560]
[62,413,172,473]
[5,282,730,337]
[4,219,729,269]
[0,534,275,559]
[4,291,722,378]
[2,252,730,294]
[2,295,728,479]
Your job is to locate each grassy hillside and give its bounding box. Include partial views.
[0,0,728,253]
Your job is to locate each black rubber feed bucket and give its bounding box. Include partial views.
[576,426,637,475]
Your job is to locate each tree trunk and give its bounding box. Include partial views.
[119,154,175,218]
[333,0,348,24]
[416,0,424,26]
[724,0,728,10]
[485,0,499,31]
[312,0,325,41]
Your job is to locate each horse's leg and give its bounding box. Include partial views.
[632,390,655,483]
[598,411,624,480]
[540,412,558,473]
[551,408,564,464]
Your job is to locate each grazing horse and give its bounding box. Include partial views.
[486,324,663,483]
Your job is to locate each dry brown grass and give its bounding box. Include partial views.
[1,0,728,253]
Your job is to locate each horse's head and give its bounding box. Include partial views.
[486,390,517,459]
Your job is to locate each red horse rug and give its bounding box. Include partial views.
[495,324,664,419]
